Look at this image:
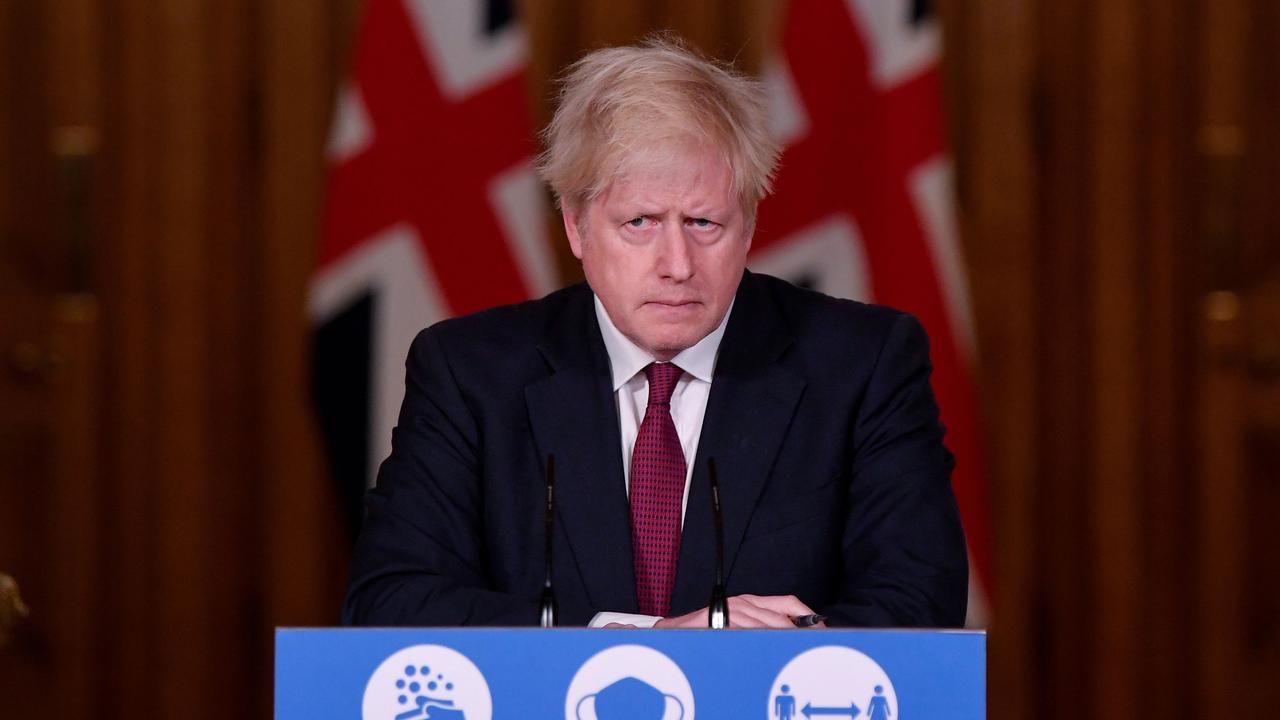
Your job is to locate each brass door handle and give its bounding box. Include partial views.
[0,572,30,647]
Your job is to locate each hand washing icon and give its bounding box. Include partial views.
[362,645,492,720]
[574,677,686,720]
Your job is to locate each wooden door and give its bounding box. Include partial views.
[1195,0,1280,714]
[0,1,104,716]
[0,295,100,718]
[4,0,352,716]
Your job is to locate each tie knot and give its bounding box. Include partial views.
[644,362,683,406]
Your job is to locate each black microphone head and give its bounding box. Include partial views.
[540,454,557,628]
[539,586,558,629]
[707,458,729,629]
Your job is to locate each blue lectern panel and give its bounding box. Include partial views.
[276,628,984,720]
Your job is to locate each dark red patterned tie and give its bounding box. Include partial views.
[630,361,686,617]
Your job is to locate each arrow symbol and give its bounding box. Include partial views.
[801,701,861,718]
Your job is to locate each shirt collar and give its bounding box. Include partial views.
[593,295,733,391]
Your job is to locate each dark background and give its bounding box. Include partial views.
[1,0,1277,717]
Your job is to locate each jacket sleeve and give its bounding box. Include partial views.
[823,312,970,628]
[341,326,583,626]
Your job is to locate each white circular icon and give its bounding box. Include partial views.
[565,644,695,720]
[362,644,492,720]
[767,645,898,720]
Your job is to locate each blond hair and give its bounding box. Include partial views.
[537,36,780,216]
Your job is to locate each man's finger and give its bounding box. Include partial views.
[739,594,816,617]
[653,608,708,628]
[728,596,795,628]
[654,597,820,629]
[726,607,771,629]
[660,605,770,628]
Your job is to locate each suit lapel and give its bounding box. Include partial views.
[671,273,805,614]
[524,287,638,613]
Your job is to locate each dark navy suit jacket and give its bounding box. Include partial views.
[342,272,968,627]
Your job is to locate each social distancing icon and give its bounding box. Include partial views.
[768,646,897,719]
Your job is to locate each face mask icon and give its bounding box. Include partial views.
[574,677,686,720]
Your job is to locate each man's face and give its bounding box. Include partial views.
[563,145,750,361]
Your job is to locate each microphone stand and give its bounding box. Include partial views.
[539,454,558,628]
[707,458,729,629]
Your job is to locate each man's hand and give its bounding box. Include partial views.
[653,594,826,629]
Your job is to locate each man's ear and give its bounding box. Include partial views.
[562,204,585,260]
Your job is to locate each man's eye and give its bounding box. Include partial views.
[689,218,715,228]
[626,217,647,228]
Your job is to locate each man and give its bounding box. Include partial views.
[342,39,968,628]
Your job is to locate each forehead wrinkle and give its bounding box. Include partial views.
[603,160,734,217]
[603,188,731,221]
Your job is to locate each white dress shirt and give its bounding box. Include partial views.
[588,295,733,627]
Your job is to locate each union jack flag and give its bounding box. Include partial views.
[311,0,554,535]
[754,0,991,625]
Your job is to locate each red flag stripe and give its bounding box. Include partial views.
[758,0,992,605]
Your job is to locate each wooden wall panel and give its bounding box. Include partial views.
[259,0,353,646]
[154,1,213,715]
[205,0,261,710]
[0,1,57,292]
[74,0,354,716]
[947,0,1270,717]
[42,2,105,718]
[0,0,13,292]
[1192,0,1280,714]
[1034,2,1094,715]
[5,1,1277,718]
[1194,0,1249,715]
[97,0,161,712]
[47,298,101,720]
[1137,2,1197,719]
[1239,2,1280,703]
[937,0,1038,715]
[1088,2,1143,717]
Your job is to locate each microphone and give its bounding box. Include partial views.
[707,458,729,629]
[539,454,557,628]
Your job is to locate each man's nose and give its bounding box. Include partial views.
[655,224,694,281]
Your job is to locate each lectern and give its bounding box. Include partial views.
[276,627,984,719]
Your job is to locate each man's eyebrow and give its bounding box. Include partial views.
[683,205,729,218]
[615,204,663,216]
